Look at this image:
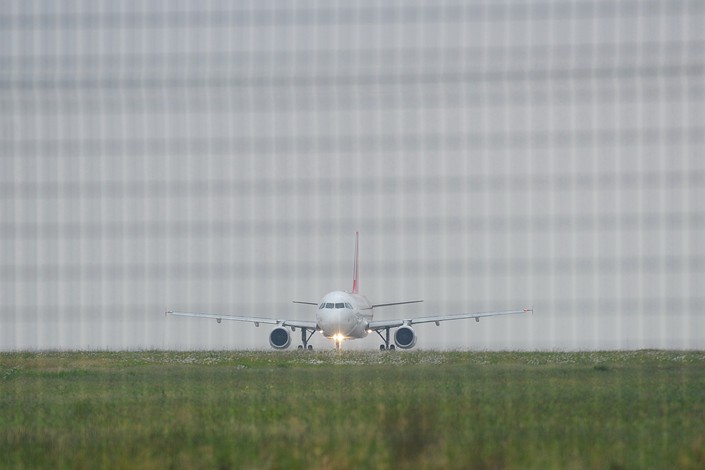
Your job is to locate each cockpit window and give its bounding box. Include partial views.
[335,303,345,309]
[345,303,352,309]
[319,303,325,309]
[325,303,333,308]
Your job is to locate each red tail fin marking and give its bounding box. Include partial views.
[352,231,359,294]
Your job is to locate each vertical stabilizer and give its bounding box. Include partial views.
[352,231,359,294]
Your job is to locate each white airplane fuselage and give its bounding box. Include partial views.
[316,290,373,339]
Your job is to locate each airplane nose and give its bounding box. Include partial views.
[319,309,355,337]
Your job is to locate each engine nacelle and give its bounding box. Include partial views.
[269,327,292,350]
[394,326,417,349]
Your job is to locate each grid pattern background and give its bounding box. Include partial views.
[1,1,703,350]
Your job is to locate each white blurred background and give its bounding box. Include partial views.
[1,1,703,350]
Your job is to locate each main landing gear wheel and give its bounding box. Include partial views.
[295,327,316,351]
[375,327,395,351]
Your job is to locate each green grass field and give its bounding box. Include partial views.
[2,350,704,469]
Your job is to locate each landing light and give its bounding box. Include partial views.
[333,334,345,342]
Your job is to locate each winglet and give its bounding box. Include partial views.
[352,231,359,294]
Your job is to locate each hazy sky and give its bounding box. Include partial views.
[1,0,704,351]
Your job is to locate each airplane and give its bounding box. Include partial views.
[166,232,532,351]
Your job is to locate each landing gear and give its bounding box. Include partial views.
[374,327,395,351]
[296,327,316,351]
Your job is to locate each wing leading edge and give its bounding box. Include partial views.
[367,308,532,331]
[166,311,318,330]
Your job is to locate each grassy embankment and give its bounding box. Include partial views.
[2,350,705,469]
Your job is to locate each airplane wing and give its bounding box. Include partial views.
[282,319,319,330]
[166,311,318,330]
[367,308,532,330]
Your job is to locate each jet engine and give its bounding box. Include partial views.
[269,327,291,350]
[394,326,417,349]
